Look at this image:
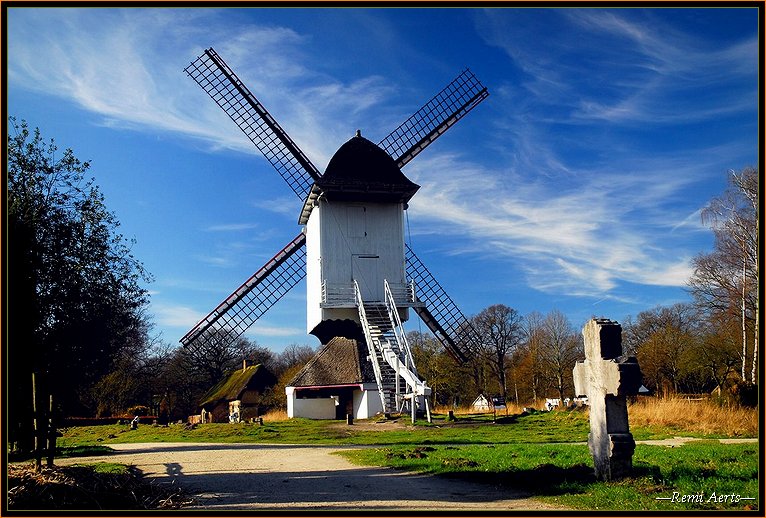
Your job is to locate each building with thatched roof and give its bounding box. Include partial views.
[199,363,276,423]
[286,336,384,420]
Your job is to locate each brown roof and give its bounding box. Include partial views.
[299,135,420,224]
[199,364,277,409]
[289,337,375,387]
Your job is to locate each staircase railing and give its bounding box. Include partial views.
[384,280,416,374]
[354,280,388,412]
[383,280,432,422]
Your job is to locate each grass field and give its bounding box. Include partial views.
[57,400,756,451]
[44,400,759,511]
[340,441,759,511]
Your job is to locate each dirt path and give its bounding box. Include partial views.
[56,443,563,511]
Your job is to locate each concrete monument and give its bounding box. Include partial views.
[573,318,642,481]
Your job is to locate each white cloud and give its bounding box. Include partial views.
[153,303,204,328]
[204,223,261,232]
[6,8,394,168]
[246,324,305,337]
[406,150,704,298]
[477,9,757,127]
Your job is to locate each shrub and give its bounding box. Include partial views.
[125,405,150,417]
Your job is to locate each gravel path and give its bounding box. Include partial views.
[57,443,563,511]
[57,438,756,510]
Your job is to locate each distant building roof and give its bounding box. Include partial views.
[298,134,420,224]
[199,364,276,410]
[289,336,375,387]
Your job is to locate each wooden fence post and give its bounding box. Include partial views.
[32,372,42,472]
[46,394,56,467]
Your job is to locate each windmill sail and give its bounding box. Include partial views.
[185,48,321,200]
[405,244,481,363]
[181,233,306,350]
[379,69,489,168]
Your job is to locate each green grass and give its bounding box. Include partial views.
[50,410,759,511]
[339,442,759,511]
[8,445,116,462]
[60,409,704,448]
[58,409,747,450]
[69,461,130,475]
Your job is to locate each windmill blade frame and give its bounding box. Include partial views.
[405,244,481,363]
[181,232,307,350]
[185,48,321,200]
[378,68,489,169]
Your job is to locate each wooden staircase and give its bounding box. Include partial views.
[354,281,431,421]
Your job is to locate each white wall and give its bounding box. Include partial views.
[321,202,405,289]
[353,384,384,419]
[306,199,410,333]
[306,210,322,333]
[286,387,337,420]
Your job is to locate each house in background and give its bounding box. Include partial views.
[286,336,384,420]
[470,394,492,412]
[198,362,277,423]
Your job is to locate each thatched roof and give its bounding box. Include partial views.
[199,364,276,409]
[299,134,420,224]
[289,337,375,387]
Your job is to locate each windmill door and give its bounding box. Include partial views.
[352,254,381,301]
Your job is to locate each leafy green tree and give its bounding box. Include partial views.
[7,118,150,453]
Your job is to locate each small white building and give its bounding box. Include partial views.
[471,394,492,412]
[286,336,384,420]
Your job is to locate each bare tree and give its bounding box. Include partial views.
[182,329,264,387]
[539,310,582,402]
[689,166,758,384]
[516,311,547,403]
[629,304,700,395]
[472,304,523,400]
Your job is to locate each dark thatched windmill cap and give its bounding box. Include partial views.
[299,132,420,223]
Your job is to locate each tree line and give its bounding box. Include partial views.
[6,119,757,458]
[410,167,759,407]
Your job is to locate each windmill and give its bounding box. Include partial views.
[181,48,487,422]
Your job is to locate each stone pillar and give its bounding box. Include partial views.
[573,318,642,481]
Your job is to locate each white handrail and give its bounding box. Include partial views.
[354,280,388,412]
[384,280,417,374]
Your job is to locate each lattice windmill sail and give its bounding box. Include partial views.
[181,48,486,419]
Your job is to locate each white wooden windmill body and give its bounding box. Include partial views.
[305,199,409,329]
[181,48,487,422]
[303,133,418,338]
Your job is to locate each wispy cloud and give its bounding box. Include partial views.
[204,223,261,232]
[476,8,756,132]
[246,324,305,338]
[152,302,204,328]
[6,8,394,168]
[253,196,302,218]
[8,7,756,322]
[406,149,709,299]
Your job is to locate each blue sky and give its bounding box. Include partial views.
[7,7,760,352]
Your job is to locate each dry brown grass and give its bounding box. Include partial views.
[260,409,288,421]
[628,397,758,437]
[431,402,527,415]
